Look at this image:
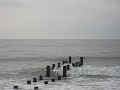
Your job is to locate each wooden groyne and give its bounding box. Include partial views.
[13,56,84,90]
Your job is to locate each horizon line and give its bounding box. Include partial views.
[0,38,120,40]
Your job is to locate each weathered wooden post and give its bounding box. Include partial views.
[72,63,74,67]
[52,64,55,69]
[13,86,18,89]
[72,63,75,67]
[27,80,31,84]
[79,62,81,67]
[51,79,55,82]
[58,76,61,80]
[39,76,43,80]
[63,61,65,65]
[67,65,70,70]
[33,78,37,83]
[76,62,79,67]
[66,60,68,64]
[75,62,77,67]
[46,66,50,77]
[44,81,48,84]
[80,57,83,65]
[63,66,67,77]
[69,56,71,64]
[58,63,61,68]
[34,87,38,90]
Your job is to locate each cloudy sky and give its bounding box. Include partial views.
[0,0,120,39]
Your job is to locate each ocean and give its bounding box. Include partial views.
[0,39,120,90]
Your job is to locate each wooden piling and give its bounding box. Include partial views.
[58,76,61,80]
[72,63,75,67]
[44,81,48,84]
[63,61,65,65]
[27,80,31,84]
[51,79,55,82]
[66,60,68,64]
[46,66,50,77]
[34,87,38,90]
[76,62,79,67]
[80,57,83,65]
[58,63,61,68]
[63,66,67,77]
[13,86,18,89]
[79,62,81,67]
[39,76,43,80]
[33,78,37,83]
[67,65,70,70]
[52,64,55,69]
[69,56,71,64]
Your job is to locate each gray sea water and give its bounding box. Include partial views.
[0,39,120,90]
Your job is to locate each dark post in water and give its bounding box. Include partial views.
[46,66,50,77]
[72,63,75,67]
[67,65,70,70]
[13,86,18,89]
[52,64,55,69]
[69,56,71,64]
[79,62,81,67]
[66,60,68,64]
[63,66,67,77]
[76,62,79,67]
[27,80,31,84]
[39,76,43,80]
[58,76,61,80]
[63,61,65,65]
[58,63,61,68]
[80,57,83,65]
[34,87,38,90]
[44,81,48,84]
[33,78,37,83]
[51,79,55,82]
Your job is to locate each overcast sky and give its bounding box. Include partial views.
[0,0,120,39]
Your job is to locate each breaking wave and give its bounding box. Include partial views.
[53,65,120,77]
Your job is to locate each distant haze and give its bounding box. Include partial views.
[0,0,120,39]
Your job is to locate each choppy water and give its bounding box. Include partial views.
[0,39,120,90]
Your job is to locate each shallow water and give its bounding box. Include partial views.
[0,39,120,90]
[0,57,120,90]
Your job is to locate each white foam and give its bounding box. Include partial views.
[54,65,120,77]
[1,65,120,90]
[5,77,120,90]
[18,81,86,90]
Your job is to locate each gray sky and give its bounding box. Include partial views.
[0,0,120,39]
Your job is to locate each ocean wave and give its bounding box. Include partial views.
[1,64,120,90]
[53,65,120,77]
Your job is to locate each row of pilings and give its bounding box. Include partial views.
[13,57,83,90]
